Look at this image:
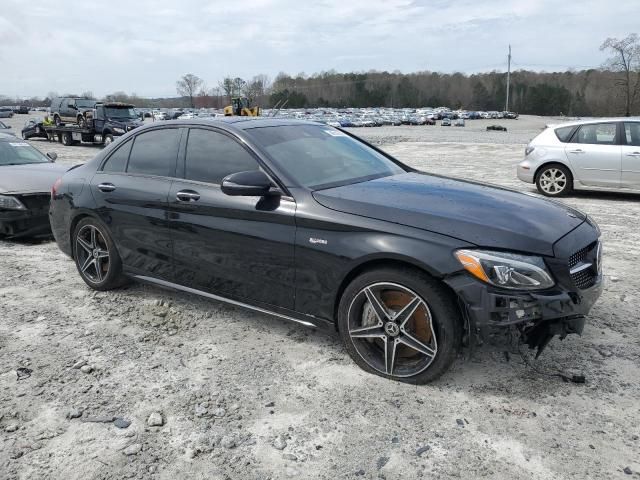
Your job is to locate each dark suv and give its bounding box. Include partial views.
[51,97,97,127]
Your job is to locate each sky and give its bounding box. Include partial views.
[0,0,638,98]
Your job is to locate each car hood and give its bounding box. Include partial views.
[312,172,586,256]
[0,163,69,194]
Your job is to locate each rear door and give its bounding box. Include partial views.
[168,126,297,309]
[90,126,183,279]
[621,122,640,190]
[565,122,621,188]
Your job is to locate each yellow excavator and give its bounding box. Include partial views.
[224,97,260,116]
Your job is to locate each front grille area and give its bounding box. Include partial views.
[17,194,51,212]
[568,241,599,290]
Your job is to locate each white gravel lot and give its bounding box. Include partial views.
[0,115,638,480]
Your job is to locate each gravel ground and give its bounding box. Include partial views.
[0,115,638,479]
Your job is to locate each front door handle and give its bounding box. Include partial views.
[176,190,200,202]
[626,151,640,157]
[98,182,116,192]
[568,149,585,154]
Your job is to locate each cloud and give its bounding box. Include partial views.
[0,0,638,97]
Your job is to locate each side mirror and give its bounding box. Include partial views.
[47,152,57,162]
[221,170,274,197]
[6,125,10,129]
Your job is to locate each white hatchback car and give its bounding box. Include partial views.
[518,118,640,196]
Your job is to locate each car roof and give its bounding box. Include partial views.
[548,117,640,129]
[154,117,323,131]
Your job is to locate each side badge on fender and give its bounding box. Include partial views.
[309,237,328,245]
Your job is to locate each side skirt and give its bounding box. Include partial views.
[132,275,331,330]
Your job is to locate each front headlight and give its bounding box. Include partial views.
[113,127,125,134]
[0,194,26,210]
[455,249,555,290]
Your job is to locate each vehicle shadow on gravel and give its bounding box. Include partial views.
[0,235,54,245]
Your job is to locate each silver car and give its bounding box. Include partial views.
[518,118,640,196]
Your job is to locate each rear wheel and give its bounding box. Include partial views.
[73,217,127,291]
[536,164,573,197]
[337,267,462,383]
[61,132,73,146]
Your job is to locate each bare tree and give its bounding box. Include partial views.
[243,75,271,105]
[600,34,640,116]
[81,91,95,99]
[176,73,203,108]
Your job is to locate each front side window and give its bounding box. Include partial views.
[246,125,406,189]
[127,128,180,177]
[102,139,132,173]
[185,129,259,184]
[574,123,617,145]
[624,122,640,147]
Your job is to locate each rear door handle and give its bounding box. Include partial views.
[568,149,585,154]
[626,151,640,157]
[97,182,116,192]
[176,190,200,202]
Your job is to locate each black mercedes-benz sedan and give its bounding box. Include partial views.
[49,119,603,382]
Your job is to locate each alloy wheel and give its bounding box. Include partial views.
[76,224,110,284]
[347,282,437,378]
[539,168,567,194]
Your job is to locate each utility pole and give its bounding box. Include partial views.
[505,44,511,112]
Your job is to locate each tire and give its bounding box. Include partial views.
[337,266,462,383]
[61,132,73,146]
[54,115,61,127]
[103,134,114,147]
[535,164,573,197]
[73,217,127,291]
[77,115,86,128]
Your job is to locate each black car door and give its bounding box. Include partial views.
[169,126,297,310]
[89,126,183,279]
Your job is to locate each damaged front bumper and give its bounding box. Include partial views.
[0,203,52,238]
[445,272,603,353]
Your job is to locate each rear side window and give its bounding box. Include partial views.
[127,128,180,177]
[102,140,132,173]
[185,128,259,184]
[554,126,574,142]
[624,122,640,147]
[573,123,617,145]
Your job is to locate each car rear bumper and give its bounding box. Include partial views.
[517,161,535,183]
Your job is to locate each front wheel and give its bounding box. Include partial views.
[103,134,114,147]
[54,115,61,127]
[536,164,573,197]
[77,115,87,128]
[73,217,127,291]
[337,267,462,383]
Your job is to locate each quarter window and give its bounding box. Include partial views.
[102,140,132,173]
[554,126,574,142]
[574,123,617,145]
[185,129,259,184]
[127,128,180,177]
[624,122,640,147]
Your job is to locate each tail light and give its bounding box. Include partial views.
[51,178,63,198]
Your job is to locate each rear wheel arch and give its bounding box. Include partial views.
[534,161,574,184]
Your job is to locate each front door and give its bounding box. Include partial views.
[565,122,621,188]
[89,127,183,279]
[169,127,297,310]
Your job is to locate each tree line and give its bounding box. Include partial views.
[3,34,638,117]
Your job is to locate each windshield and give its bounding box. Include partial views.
[246,125,406,189]
[105,107,136,119]
[0,141,49,165]
[76,99,96,108]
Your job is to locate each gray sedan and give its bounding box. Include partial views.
[518,118,640,196]
[0,132,67,238]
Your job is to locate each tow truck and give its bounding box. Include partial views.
[45,102,143,147]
